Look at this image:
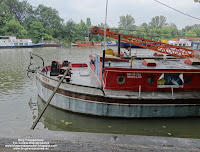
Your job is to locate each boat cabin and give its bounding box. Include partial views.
[90,50,200,92]
[0,36,32,47]
[167,39,191,47]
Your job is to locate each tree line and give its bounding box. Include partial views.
[0,0,199,43]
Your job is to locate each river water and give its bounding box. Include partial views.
[0,46,200,139]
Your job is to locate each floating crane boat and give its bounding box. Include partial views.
[36,27,200,118]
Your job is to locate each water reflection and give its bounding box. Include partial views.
[28,98,37,120]
[37,96,200,139]
[0,49,29,95]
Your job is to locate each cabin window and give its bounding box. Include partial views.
[147,77,154,84]
[20,43,23,45]
[183,44,186,46]
[117,76,125,84]
[179,44,182,46]
[14,43,18,46]
[25,43,28,45]
[157,73,184,88]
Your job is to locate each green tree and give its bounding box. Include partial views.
[35,4,63,38]
[62,19,76,43]
[185,30,197,38]
[149,16,167,29]
[29,21,44,43]
[43,33,53,40]
[181,24,200,38]
[6,0,34,23]
[194,0,200,2]
[4,18,28,38]
[86,18,91,27]
[0,0,13,35]
[135,26,148,39]
[161,24,178,39]
[118,14,135,30]
[139,23,151,39]
[23,16,38,30]
[73,20,88,41]
[192,28,200,37]
[97,23,109,29]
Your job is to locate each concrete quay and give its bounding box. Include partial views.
[0,129,200,152]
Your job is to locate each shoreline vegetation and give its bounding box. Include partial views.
[0,0,200,45]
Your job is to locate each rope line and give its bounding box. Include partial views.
[155,0,200,21]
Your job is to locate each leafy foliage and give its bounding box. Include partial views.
[149,16,168,29]
[28,21,44,43]
[4,19,28,38]
[61,19,76,43]
[118,14,135,30]
[6,0,34,23]
[0,0,199,44]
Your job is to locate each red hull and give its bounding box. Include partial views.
[75,41,101,46]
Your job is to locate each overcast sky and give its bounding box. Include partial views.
[25,0,200,29]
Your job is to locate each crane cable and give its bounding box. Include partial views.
[155,0,200,21]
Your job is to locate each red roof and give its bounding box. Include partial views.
[188,38,200,41]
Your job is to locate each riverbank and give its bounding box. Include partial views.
[0,129,200,152]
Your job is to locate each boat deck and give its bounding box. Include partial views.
[43,64,200,100]
[105,58,200,70]
[46,67,101,88]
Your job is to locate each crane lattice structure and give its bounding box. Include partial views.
[90,26,194,58]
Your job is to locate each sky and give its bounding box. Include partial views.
[24,0,200,29]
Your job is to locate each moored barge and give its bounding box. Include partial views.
[36,55,200,118]
[36,27,200,118]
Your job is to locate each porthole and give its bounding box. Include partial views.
[147,77,154,84]
[117,76,125,84]
[185,77,191,84]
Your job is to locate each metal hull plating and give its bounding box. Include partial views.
[36,71,200,118]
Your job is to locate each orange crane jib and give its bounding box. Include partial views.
[90,26,194,58]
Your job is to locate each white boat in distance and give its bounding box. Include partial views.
[0,36,44,48]
[167,39,192,48]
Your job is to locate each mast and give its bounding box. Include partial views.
[103,0,108,50]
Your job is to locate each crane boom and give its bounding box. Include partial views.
[90,26,194,58]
